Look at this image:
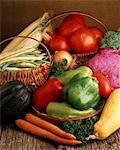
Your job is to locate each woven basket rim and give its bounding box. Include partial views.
[46,11,108,32]
[31,100,105,122]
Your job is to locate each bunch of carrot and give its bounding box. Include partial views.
[15,113,81,145]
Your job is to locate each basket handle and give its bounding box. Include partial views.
[0,36,52,64]
[46,11,108,32]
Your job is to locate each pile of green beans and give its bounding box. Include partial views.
[0,47,50,71]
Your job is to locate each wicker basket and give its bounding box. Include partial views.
[47,11,108,69]
[0,36,52,91]
[31,11,108,123]
[32,101,105,124]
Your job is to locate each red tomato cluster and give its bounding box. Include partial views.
[48,14,104,54]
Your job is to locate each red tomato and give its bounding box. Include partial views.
[63,14,85,24]
[90,27,104,42]
[69,28,98,54]
[49,34,70,52]
[59,14,85,37]
[93,72,112,97]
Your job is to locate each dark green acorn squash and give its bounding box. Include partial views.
[0,80,31,123]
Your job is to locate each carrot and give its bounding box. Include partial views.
[25,113,76,140]
[15,119,81,145]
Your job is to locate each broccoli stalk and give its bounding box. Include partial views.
[100,28,120,51]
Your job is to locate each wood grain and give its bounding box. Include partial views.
[0,124,120,150]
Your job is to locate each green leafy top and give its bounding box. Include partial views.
[61,116,99,144]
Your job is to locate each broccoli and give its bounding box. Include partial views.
[100,28,120,51]
[61,116,99,144]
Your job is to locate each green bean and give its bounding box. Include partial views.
[0,55,45,65]
[1,67,30,71]
[0,44,50,71]
[11,62,36,68]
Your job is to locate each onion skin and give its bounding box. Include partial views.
[53,51,73,70]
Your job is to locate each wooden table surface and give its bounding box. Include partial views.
[0,123,120,150]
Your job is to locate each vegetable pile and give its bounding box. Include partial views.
[1,11,120,146]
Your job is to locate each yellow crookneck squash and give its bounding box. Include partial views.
[94,88,120,140]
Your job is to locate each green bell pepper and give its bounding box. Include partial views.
[54,66,93,85]
[46,102,95,118]
[64,73,100,110]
